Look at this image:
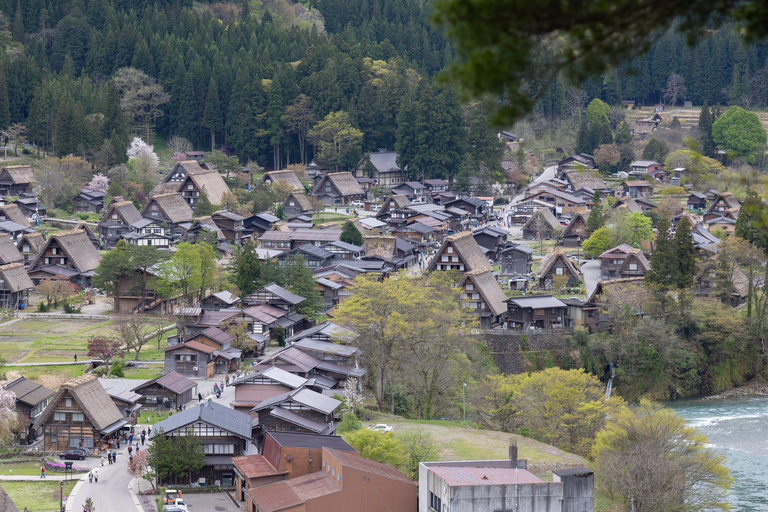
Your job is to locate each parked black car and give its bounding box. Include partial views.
[60,449,86,460]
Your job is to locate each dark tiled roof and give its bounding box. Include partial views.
[2,376,54,407]
[151,399,252,439]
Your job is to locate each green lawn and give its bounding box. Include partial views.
[0,460,51,476]
[122,366,164,380]
[2,481,77,512]
[142,410,178,425]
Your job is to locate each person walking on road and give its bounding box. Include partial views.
[100,456,105,466]
[88,471,93,483]
[198,392,202,402]
[112,450,116,463]
[40,465,46,478]
[94,470,98,483]
[107,453,112,465]
[128,445,133,456]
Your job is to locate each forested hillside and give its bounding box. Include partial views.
[0,0,505,181]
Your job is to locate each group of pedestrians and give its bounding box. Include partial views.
[88,470,98,483]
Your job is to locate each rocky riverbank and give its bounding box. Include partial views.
[705,379,768,399]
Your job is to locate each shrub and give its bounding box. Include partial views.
[111,359,126,378]
[37,302,49,312]
[661,186,685,195]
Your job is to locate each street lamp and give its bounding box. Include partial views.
[462,382,467,422]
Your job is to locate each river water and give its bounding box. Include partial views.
[669,396,768,511]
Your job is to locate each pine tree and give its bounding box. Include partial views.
[647,216,676,288]
[575,119,590,154]
[202,78,223,152]
[0,66,9,130]
[615,120,632,144]
[284,255,324,317]
[699,101,715,157]
[735,190,768,254]
[195,187,215,216]
[340,221,364,246]
[12,0,24,41]
[586,190,605,235]
[674,220,696,289]
[233,242,262,296]
[177,73,198,144]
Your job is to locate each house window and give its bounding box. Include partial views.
[151,205,158,211]
[326,184,332,193]
[65,398,72,408]
[555,267,563,275]
[629,263,637,270]
[466,284,474,291]
[72,413,84,422]
[22,245,28,252]
[188,184,194,190]
[429,491,442,511]
[441,255,448,262]
[54,412,66,421]
[447,246,453,254]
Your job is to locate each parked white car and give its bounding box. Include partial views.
[369,424,393,433]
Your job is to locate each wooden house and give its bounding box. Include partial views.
[445,197,488,220]
[17,232,44,267]
[131,371,197,411]
[99,200,143,248]
[164,341,218,379]
[706,216,737,235]
[164,161,232,208]
[353,150,407,188]
[233,431,355,505]
[98,379,143,425]
[428,231,491,272]
[522,208,561,240]
[423,178,449,193]
[687,193,707,211]
[14,195,47,218]
[254,346,365,389]
[141,193,194,236]
[524,187,586,217]
[1,377,54,444]
[229,366,307,415]
[498,244,534,276]
[629,160,664,174]
[459,269,508,329]
[258,229,342,252]
[633,114,662,135]
[703,192,741,223]
[253,387,341,438]
[599,244,650,280]
[212,210,245,242]
[537,249,582,290]
[695,256,749,306]
[323,241,364,260]
[621,180,653,198]
[561,169,605,193]
[150,400,254,486]
[561,213,588,247]
[201,290,240,311]
[33,375,127,452]
[0,262,34,310]
[312,172,366,205]
[277,244,335,269]
[0,165,35,195]
[361,236,418,271]
[263,170,304,191]
[0,204,30,228]
[283,193,315,219]
[0,220,31,242]
[243,283,306,310]
[472,225,508,258]
[122,218,171,248]
[375,194,414,226]
[27,230,102,287]
[392,181,428,202]
[506,295,568,330]
[73,189,106,213]
[556,153,596,176]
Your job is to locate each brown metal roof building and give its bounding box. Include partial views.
[248,446,416,512]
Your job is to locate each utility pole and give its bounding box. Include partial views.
[462,382,467,421]
[59,480,64,512]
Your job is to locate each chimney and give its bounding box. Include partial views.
[509,441,518,467]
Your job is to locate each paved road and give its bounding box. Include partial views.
[581,260,601,298]
[67,439,146,512]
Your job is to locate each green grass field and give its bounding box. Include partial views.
[2,481,77,512]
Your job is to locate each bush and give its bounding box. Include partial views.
[337,413,362,434]
[111,359,126,377]
[37,302,49,312]
[63,303,82,314]
[76,213,90,220]
[661,186,685,195]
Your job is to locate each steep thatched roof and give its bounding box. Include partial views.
[144,193,194,224]
[322,172,365,197]
[0,485,20,512]
[30,230,102,273]
[283,192,314,212]
[537,249,582,279]
[363,236,397,262]
[34,375,124,432]
[18,232,44,255]
[1,165,35,185]
[183,171,232,205]
[562,169,605,191]
[461,269,508,316]
[0,262,34,292]
[103,200,143,225]
[563,213,588,237]
[428,231,491,272]
[0,234,22,264]
[0,204,30,228]
[523,208,560,231]
[264,170,304,191]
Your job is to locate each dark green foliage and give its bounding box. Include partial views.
[646,216,676,288]
[642,138,668,163]
[586,191,604,235]
[202,78,223,152]
[148,428,206,485]
[0,66,9,130]
[699,102,715,157]
[283,255,324,318]
[194,188,214,216]
[232,242,262,296]
[340,221,364,247]
[674,220,696,289]
[735,190,768,254]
